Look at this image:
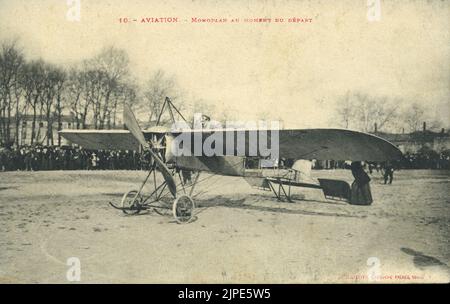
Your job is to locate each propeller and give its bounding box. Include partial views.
[123,104,177,198]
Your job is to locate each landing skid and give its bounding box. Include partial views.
[266,176,351,203]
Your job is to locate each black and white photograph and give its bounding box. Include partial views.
[0,0,449,285]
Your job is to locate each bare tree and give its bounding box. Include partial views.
[84,68,108,129]
[65,67,95,129]
[403,103,425,132]
[361,95,398,132]
[86,46,130,129]
[111,81,138,128]
[143,69,182,125]
[21,60,46,145]
[12,64,26,146]
[0,39,194,142]
[40,63,65,145]
[0,40,24,146]
[335,91,354,129]
[335,91,398,132]
[54,71,66,145]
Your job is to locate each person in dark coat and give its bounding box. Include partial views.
[350,161,373,205]
[181,169,192,185]
[24,147,33,171]
[383,161,394,184]
[0,147,7,171]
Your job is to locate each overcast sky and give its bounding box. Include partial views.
[0,0,448,129]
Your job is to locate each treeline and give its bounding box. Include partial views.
[334,91,444,133]
[0,39,185,147]
[3,38,446,149]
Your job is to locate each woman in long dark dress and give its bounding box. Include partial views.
[350,161,373,205]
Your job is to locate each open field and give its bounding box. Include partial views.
[0,169,449,283]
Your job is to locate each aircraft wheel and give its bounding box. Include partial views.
[172,195,195,224]
[121,190,142,215]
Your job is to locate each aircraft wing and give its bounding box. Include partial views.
[277,129,402,161]
[60,128,402,161]
[171,128,402,161]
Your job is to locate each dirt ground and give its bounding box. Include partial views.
[0,169,449,283]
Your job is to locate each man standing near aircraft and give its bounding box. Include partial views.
[383,161,394,184]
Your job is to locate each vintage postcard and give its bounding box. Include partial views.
[0,0,449,285]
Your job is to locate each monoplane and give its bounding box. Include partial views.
[60,97,402,224]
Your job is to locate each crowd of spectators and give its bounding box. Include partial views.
[0,145,153,172]
[0,145,449,172]
[402,151,450,169]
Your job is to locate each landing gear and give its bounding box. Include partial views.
[109,97,198,223]
[120,189,143,215]
[109,166,198,224]
[172,195,195,224]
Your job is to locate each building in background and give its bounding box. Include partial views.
[0,114,77,147]
[373,127,450,155]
